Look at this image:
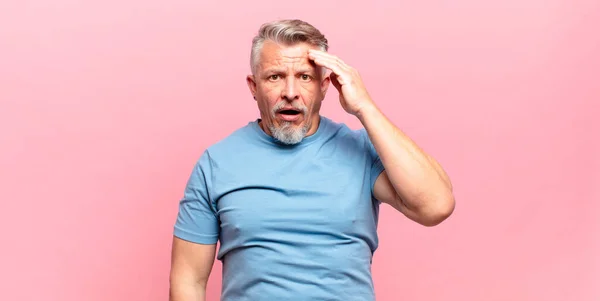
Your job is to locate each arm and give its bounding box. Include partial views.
[169,237,216,301]
[358,105,454,226]
[170,150,220,299]
[308,49,455,226]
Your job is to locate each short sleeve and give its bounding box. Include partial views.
[359,129,385,198]
[173,151,219,244]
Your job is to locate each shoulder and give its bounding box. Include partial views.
[320,116,375,155]
[321,116,361,141]
[193,121,257,166]
[207,122,254,151]
[326,117,371,143]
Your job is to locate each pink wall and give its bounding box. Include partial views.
[1,0,598,300]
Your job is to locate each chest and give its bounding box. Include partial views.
[211,154,376,244]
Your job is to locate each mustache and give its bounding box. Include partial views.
[271,101,308,115]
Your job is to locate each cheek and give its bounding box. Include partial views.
[256,95,278,116]
[255,82,273,97]
[299,83,320,103]
[259,80,279,92]
[300,80,321,94]
[259,83,283,101]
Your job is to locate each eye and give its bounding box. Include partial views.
[300,74,312,82]
[268,75,280,81]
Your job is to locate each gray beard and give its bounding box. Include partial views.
[269,121,310,145]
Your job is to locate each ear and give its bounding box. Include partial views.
[246,75,257,99]
[320,74,331,97]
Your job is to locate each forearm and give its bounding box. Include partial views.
[169,280,206,301]
[356,103,453,212]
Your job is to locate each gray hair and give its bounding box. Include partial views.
[250,19,329,75]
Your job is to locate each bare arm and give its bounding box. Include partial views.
[361,104,455,226]
[307,49,455,226]
[169,236,217,301]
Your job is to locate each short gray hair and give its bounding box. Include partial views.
[250,19,329,75]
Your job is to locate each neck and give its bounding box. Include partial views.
[305,115,321,137]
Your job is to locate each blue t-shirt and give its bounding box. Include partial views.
[173,115,385,300]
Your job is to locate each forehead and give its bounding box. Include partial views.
[258,40,318,72]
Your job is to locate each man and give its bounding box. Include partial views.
[169,19,455,301]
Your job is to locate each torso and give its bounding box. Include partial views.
[205,116,383,300]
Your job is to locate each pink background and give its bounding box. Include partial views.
[1,0,598,300]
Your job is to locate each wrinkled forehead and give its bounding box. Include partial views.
[257,41,321,74]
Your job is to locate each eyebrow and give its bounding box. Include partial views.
[263,68,286,74]
[296,68,317,74]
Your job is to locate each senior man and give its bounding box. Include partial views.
[169,19,455,301]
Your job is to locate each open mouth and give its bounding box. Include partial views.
[276,108,303,121]
[278,109,301,116]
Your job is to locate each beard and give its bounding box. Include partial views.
[269,121,310,145]
[268,101,310,145]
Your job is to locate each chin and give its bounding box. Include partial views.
[269,120,310,145]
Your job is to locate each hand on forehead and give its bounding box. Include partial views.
[260,49,324,73]
[260,41,323,73]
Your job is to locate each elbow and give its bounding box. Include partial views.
[418,194,455,227]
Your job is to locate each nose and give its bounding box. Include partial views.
[282,76,299,101]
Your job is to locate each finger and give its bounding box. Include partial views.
[311,56,353,84]
[308,50,351,69]
[330,73,342,91]
[311,55,347,78]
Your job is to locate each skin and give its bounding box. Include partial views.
[170,40,455,300]
[169,237,215,301]
[305,48,455,226]
[247,40,330,140]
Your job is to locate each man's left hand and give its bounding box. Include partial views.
[308,49,375,116]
